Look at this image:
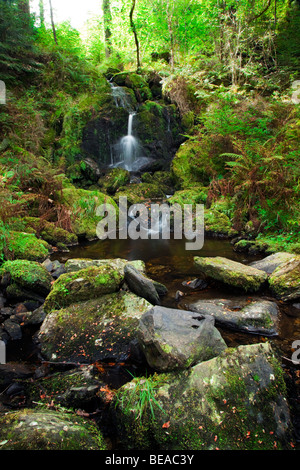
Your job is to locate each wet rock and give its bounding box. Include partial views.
[269,255,300,301]
[23,306,46,326]
[182,278,208,289]
[37,292,152,364]
[187,298,280,336]
[114,343,293,450]
[249,252,295,274]
[3,318,22,341]
[137,306,227,371]
[0,307,13,317]
[0,363,35,392]
[194,256,268,293]
[0,408,107,450]
[27,365,114,411]
[124,265,167,305]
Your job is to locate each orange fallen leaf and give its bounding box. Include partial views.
[162,421,170,429]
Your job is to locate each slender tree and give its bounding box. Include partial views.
[102,0,112,57]
[39,0,45,27]
[49,0,57,44]
[130,0,141,71]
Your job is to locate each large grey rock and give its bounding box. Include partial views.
[187,298,280,336]
[137,306,227,371]
[114,342,293,450]
[124,265,167,305]
[194,256,268,292]
[250,252,295,274]
[37,291,152,364]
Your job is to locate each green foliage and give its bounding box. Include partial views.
[115,372,167,421]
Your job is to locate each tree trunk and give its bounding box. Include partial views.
[102,0,112,58]
[49,0,57,45]
[39,0,45,27]
[130,0,141,71]
[166,0,175,70]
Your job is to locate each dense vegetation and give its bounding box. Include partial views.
[0,0,299,260]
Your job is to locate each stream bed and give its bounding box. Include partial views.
[3,236,300,447]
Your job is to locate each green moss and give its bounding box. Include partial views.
[5,231,50,262]
[8,217,78,247]
[39,292,152,363]
[98,168,130,195]
[0,408,107,450]
[0,259,52,295]
[43,265,123,313]
[58,184,118,240]
[115,183,166,205]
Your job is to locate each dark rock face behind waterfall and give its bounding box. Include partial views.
[79,72,184,173]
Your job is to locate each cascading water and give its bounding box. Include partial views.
[109,81,151,173]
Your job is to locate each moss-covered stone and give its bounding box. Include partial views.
[114,183,166,205]
[43,265,123,313]
[57,184,118,240]
[64,258,146,275]
[194,256,268,292]
[171,135,232,189]
[113,72,152,102]
[38,292,152,363]
[5,231,50,262]
[8,217,78,247]
[0,408,107,450]
[113,343,293,450]
[0,260,52,300]
[98,168,130,195]
[268,255,300,301]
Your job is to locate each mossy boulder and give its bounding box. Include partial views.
[268,256,300,301]
[114,182,166,205]
[58,184,118,240]
[98,168,130,195]
[249,252,296,274]
[204,209,237,238]
[0,260,52,302]
[8,217,78,247]
[38,292,152,363]
[26,365,115,411]
[64,258,146,275]
[171,135,232,189]
[168,188,208,207]
[112,72,152,102]
[113,343,292,450]
[0,408,107,450]
[43,265,123,313]
[5,231,50,262]
[194,256,268,293]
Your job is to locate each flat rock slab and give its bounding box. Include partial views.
[194,256,268,292]
[187,298,280,336]
[250,252,295,274]
[268,255,300,301]
[138,305,227,371]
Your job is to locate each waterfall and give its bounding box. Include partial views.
[109,81,151,173]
